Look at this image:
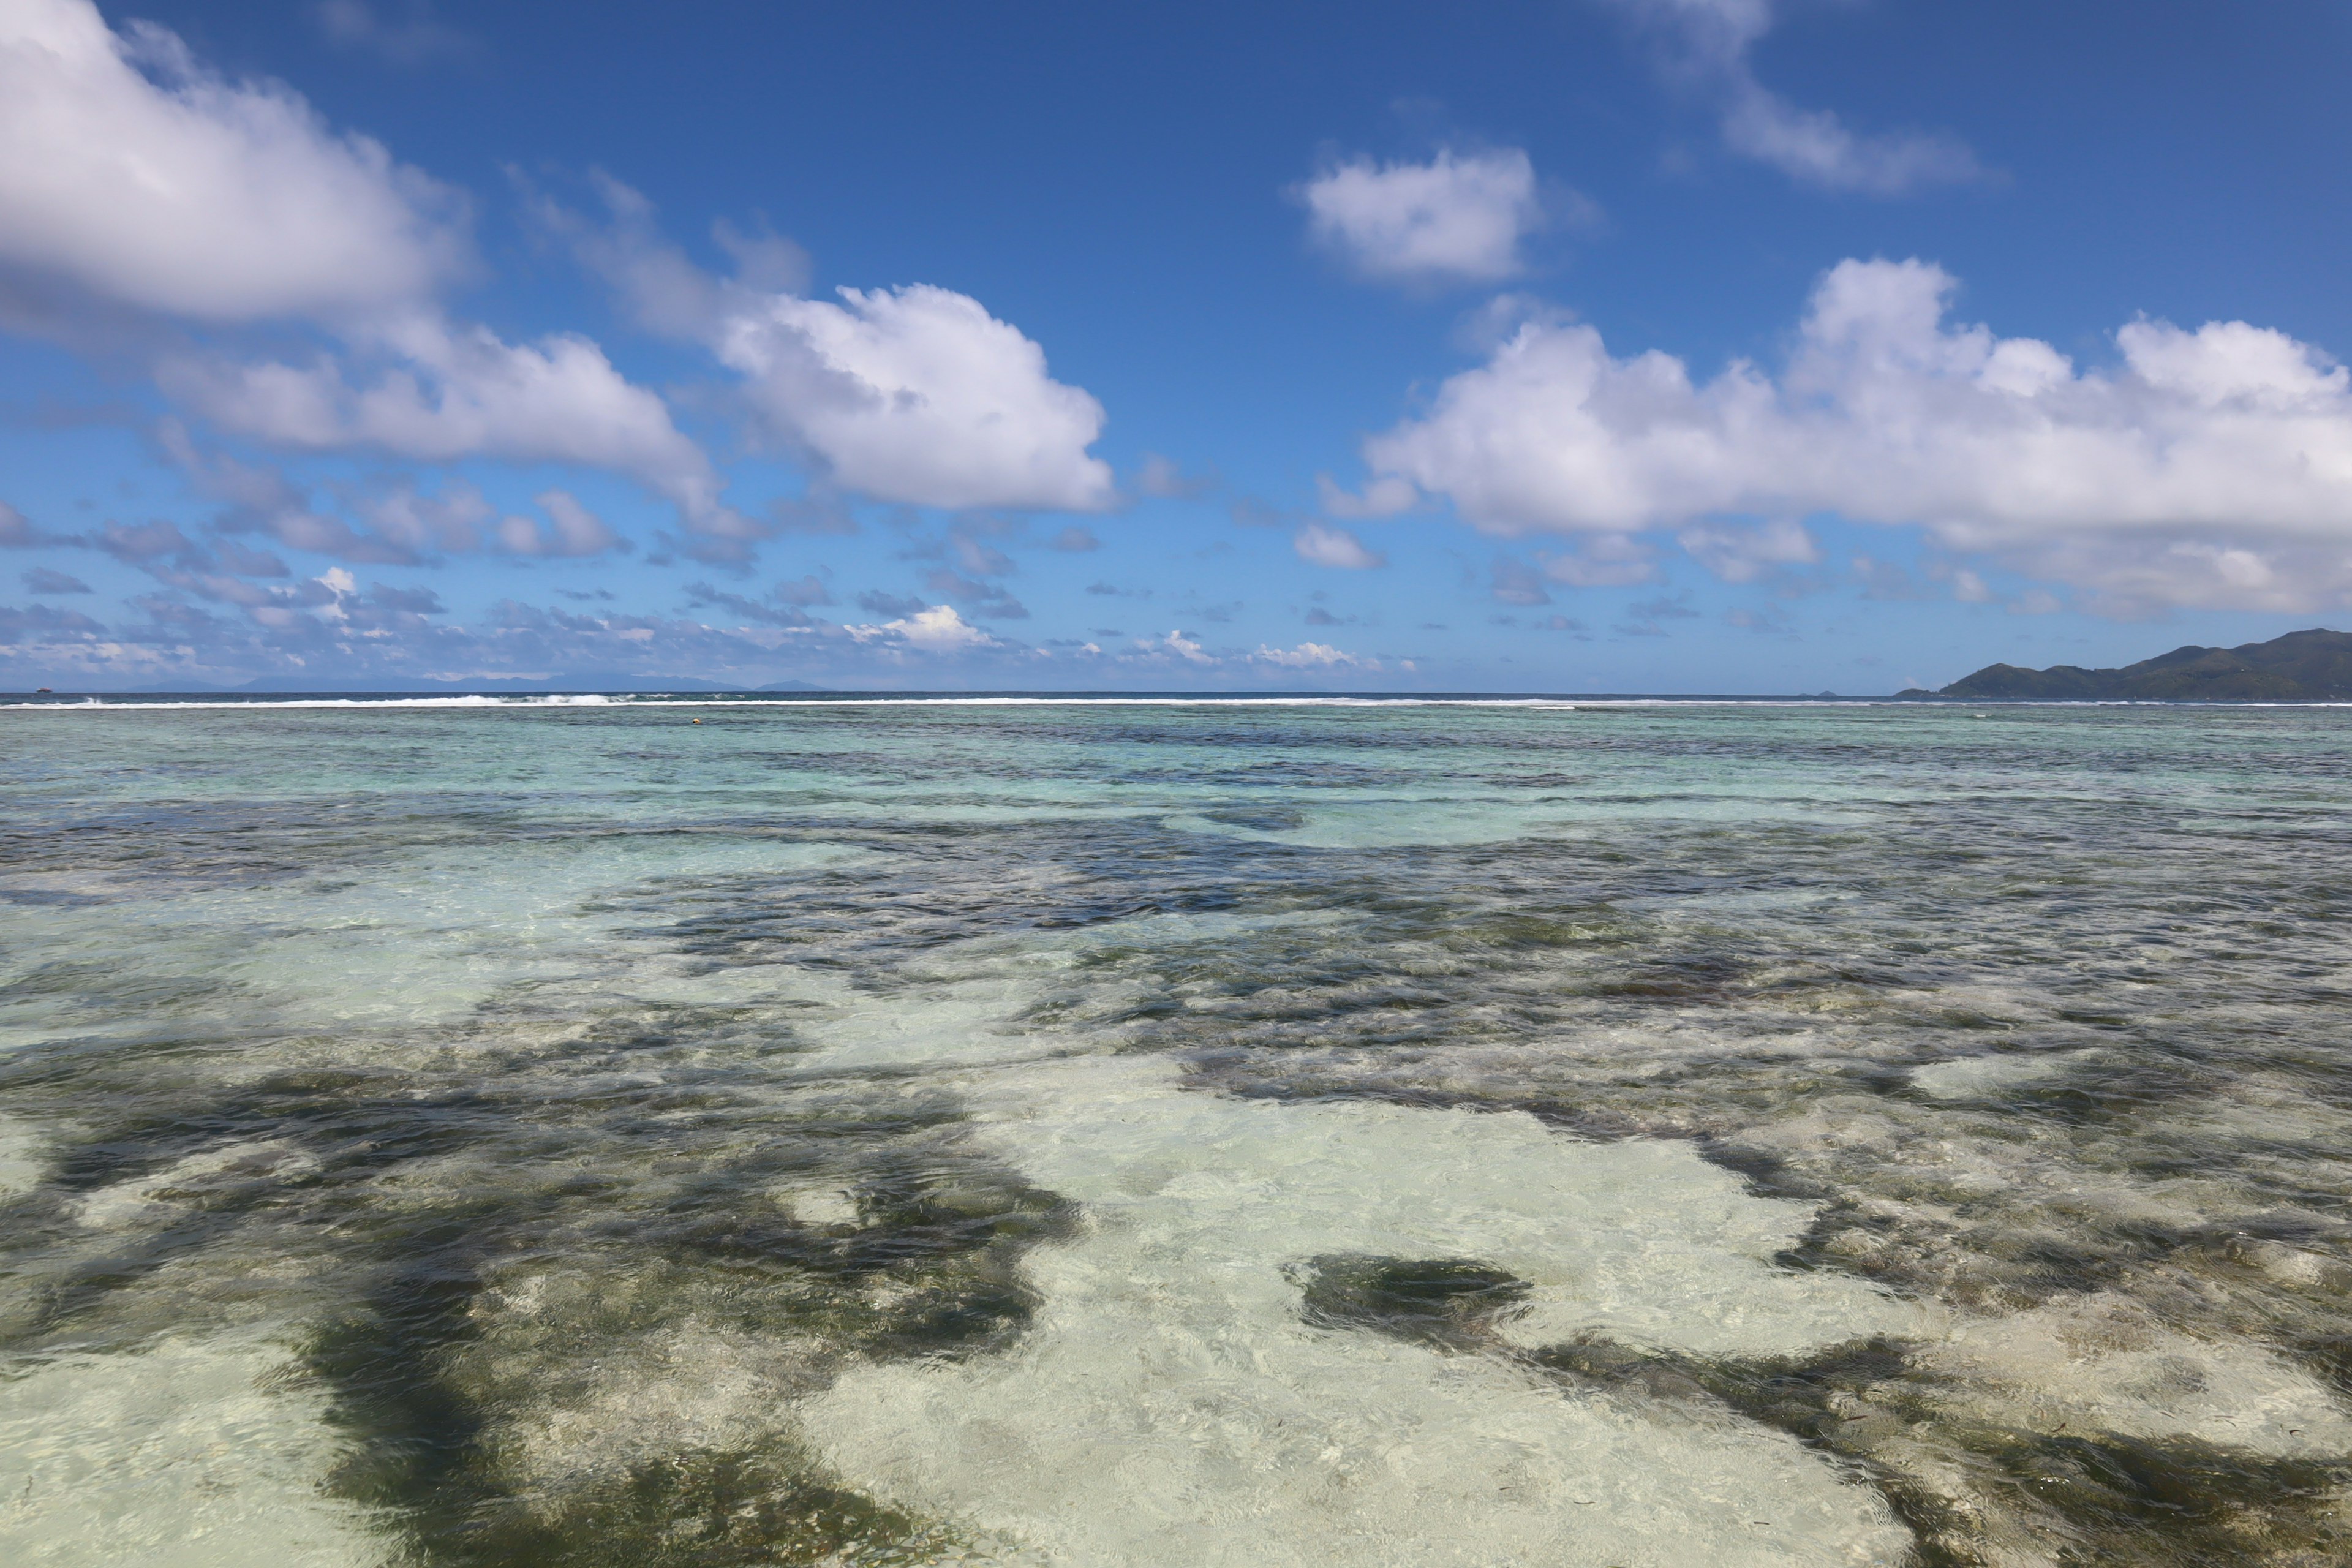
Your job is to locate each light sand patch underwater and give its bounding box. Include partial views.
[0,1333,389,1567]
[805,1053,1920,1566]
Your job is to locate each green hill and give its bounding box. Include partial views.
[1907,628,2352,701]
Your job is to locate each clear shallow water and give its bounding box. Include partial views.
[2,699,2350,1566]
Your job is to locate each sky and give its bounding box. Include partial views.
[4,0,2352,693]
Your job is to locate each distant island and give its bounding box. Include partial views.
[1901,627,2352,701]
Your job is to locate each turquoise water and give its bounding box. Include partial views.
[2,697,2350,1566]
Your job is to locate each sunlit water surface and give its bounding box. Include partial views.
[3,697,2351,1566]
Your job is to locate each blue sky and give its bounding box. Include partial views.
[4,0,2351,691]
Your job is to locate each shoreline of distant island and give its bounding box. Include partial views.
[1896,627,2352,701]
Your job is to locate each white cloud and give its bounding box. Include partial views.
[157,421,417,563]
[1675,518,1816,582]
[1490,556,1551,605]
[160,314,725,519]
[1718,83,1978,197]
[878,603,992,652]
[1355,257,2352,612]
[0,0,466,323]
[0,501,43,547]
[0,8,731,551]
[1602,0,1981,194]
[1293,521,1387,570]
[718,284,1114,511]
[2009,588,2064,616]
[501,490,627,557]
[1136,453,1216,499]
[312,1,475,67]
[1254,641,1373,669]
[1316,472,1417,519]
[526,171,810,342]
[1296,149,1548,285]
[361,480,494,554]
[541,178,1112,517]
[1130,629,1214,665]
[1540,535,1656,588]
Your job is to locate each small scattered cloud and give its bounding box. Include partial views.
[0,500,75,549]
[948,529,1016,576]
[521,169,808,342]
[924,567,1028,620]
[682,580,815,627]
[1048,524,1099,552]
[1626,593,1700,620]
[1316,473,1417,519]
[1724,605,1793,633]
[1136,453,1219,500]
[1295,147,1558,285]
[1,602,107,640]
[497,489,630,558]
[887,604,994,651]
[767,494,859,535]
[1254,641,1375,670]
[1944,567,1994,604]
[366,581,443,614]
[96,518,198,564]
[856,589,926,617]
[1294,520,1386,570]
[1597,0,1984,195]
[311,1,478,67]
[1539,536,1654,588]
[1852,554,1928,601]
[1676,518,1815,582]
[1130,628,1214,665]
[772,573,833,607]
[1490,554,1551,605]
[23,567,91,594]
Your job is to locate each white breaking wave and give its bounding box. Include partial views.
[0,693,628,710]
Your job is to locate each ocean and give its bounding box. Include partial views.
[2,695,2348,1566]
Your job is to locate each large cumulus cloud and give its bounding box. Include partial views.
[0,0,466,323]
[1352,259,2352,612]
[718,284,1115,513]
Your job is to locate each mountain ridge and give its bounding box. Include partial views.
[1904,628,2352,700]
